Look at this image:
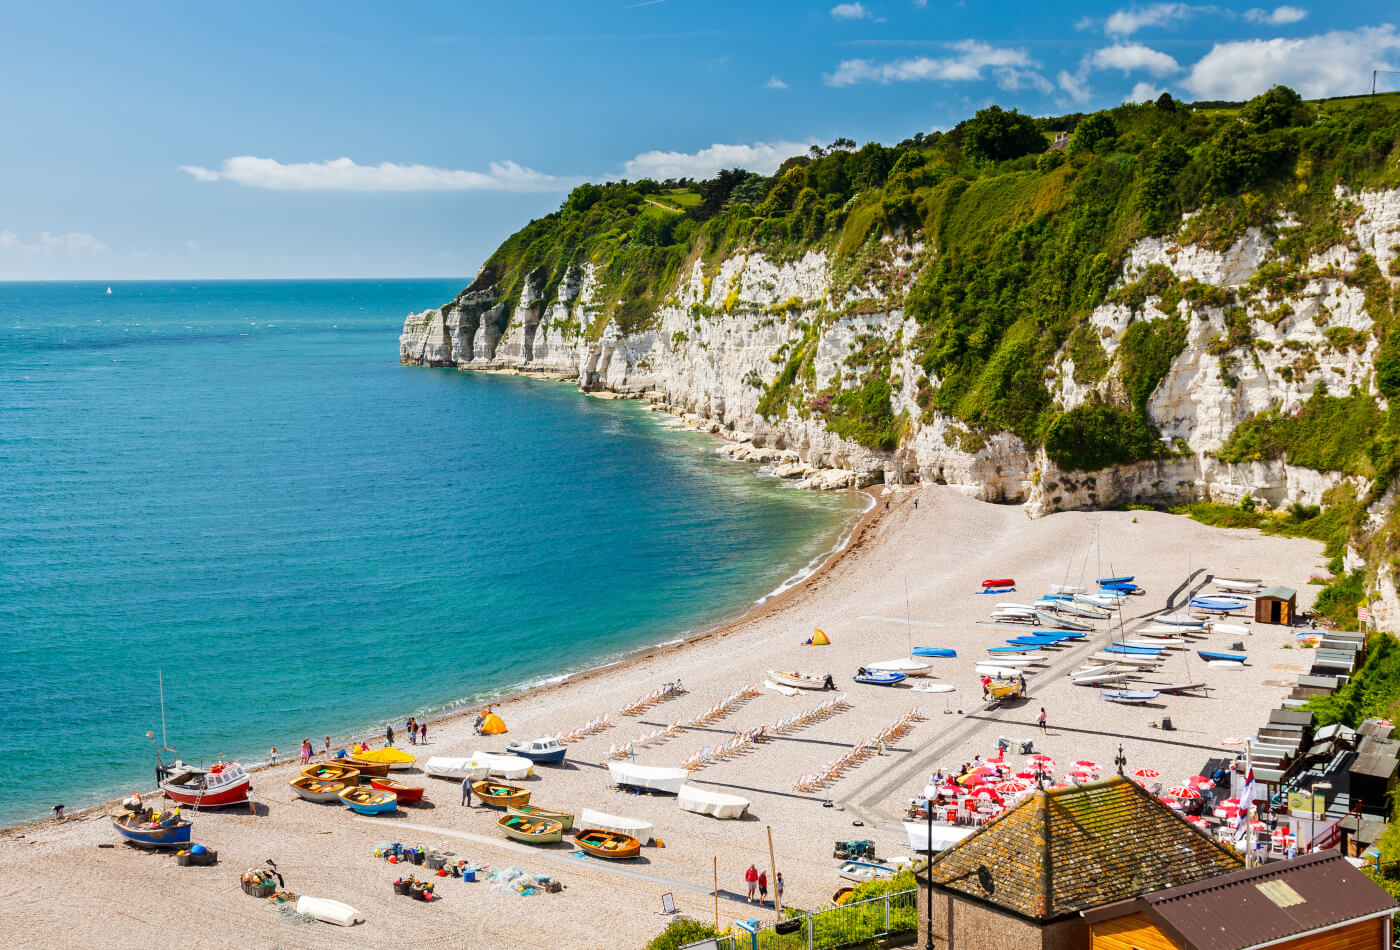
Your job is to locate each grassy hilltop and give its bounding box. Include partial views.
[465,87,1400,477]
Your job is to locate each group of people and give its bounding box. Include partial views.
[383,718,430,747]
[743,864,783,905]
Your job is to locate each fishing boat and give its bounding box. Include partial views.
[911,647,956,658]
[866,658,933,676]
[1036,612,1093,630]
[111,809,192,849]
[337,786,397,815]
[340,757,391,779]
[1198,650,1247,663]
[1101,690,1160,704]
[159,760,250,808]
[498,813,564,844]
[506,737,568,764]
[677,784,751,819]
[507,803,575,830]
[423,756,492,780]
[370,777,424,805]
[300,762,362,786]
[853,668,907,686]
[1154,613,1208,628]
[295,896,363,927]
[289,776,348,802]
[608,761,690,794]
[472,751,534,780]
[348,746,417,770]
[837,859,897,883]
[472,781,531,809]
[573,829,642,860]
[580,809,655,843]
[767,670,836,690]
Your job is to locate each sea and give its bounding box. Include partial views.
[0,279,864,826]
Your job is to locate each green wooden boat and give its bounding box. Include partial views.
[506,803,574,830]
[497,812,563,844]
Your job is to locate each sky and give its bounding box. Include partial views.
[2,1,1397,280]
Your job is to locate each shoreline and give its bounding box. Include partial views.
[2,460,886,837]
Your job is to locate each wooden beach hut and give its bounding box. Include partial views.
[1255,585,1297,625]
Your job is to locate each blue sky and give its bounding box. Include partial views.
[1,1,1396,279]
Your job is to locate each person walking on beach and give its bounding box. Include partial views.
[914,497,919,509]
[745,864,758,902]
[419,721,428,744]
[323,736,331,761]
[758,870,769,905]
[1018,672,1028,696]
[461,776,473,807]
[385,724,395,747]
[1037,707,1047,733]
[269,746,278,766]
[775,872,784,908]
[300,738,311,765]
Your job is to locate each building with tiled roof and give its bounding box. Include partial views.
[917,776,1244,950]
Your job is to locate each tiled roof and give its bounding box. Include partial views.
[1084,852,1399,950]
[925,776,1243,920]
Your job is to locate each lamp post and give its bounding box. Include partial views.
[925,803,934,950]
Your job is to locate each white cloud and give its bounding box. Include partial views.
[831,2,872,19]
[824,39,1042,87]
[1088,43,1180,77]
[622,141,814,180]
[766,75,788,89]
[179,156,572,192]
[1182,24,1400,100]
[1126,80,1167,102]
[997,68,1056,94]
[1244,5,1307,24]
[0,229,107,255]
[1057,69,1093,103]
[1105,3,1200,36]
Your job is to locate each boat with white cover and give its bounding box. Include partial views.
[1213,577,1261,590]
[677,784,750,819]
[866,658,934,676]
[472,751,534,780]
[975,664,1024,678]
[580,808,655,844]
[295,896,363,927]
[608,761,689,794]
[1210,622,1250,636]
[1154,613,1208,628]
[424,756,491,780]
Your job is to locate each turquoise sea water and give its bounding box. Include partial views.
[0,280,862,826]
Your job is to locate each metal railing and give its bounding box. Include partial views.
[680,888,917,950]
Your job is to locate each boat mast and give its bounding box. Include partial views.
[159,668,168,751]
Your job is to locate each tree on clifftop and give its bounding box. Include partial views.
[962,105,1044,162]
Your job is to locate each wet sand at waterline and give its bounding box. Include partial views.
[2,488,1326,949]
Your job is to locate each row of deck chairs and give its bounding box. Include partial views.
[556,712,613,745]
[680,693,851,772]
[793,705,925,792]
[618,681,687,716]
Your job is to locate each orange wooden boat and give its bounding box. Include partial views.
[573,828,641,860]
[472,780,530,809]
[341,757,390,779]
[300,763,361,785]
[370,777,424,805]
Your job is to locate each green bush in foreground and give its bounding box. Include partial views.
[645,919,721,950]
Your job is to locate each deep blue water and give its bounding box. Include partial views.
[0,280,861,825]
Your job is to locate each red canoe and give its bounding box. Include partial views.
[371,777,425,805]
[981,578,1015,588]
[159,761,250,808]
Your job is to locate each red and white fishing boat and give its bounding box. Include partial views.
[159,759,251,808]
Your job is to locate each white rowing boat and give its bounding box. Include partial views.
[866,658,934,676]
[295,896,363,927]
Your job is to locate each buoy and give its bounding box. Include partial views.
[437,868,447,877]
[388,855,398,864]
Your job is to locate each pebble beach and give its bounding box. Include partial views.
[2,487,1327,949]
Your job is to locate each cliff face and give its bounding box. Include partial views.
[402,186,1400,509]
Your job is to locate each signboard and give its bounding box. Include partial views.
[1287,791,1326,819]
[660,893,677,915]
[1359,606,1370,623]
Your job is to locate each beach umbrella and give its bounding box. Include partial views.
[1131,768,1160,780]
[960,774,988,787]
[1184,776,1215,790]
[1220,737,1246,747]
[1214,804,1244,820]
[1072,760,1101,772]
[996,779,1030,794]
[970,788,999,801]
[970,766,996,776]
[1166,786,1201,800]
[1219,797,1242,809]
[1066,769,1091,780]
[1014,770,1036,780]
[1030,754,1054,764]
[1249,819,1267,831]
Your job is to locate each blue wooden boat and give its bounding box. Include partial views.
[853,668,907,686]
[1189,596,1249,612]
[1097,576,1134,585]
[1198,650,1246,663]
[912,647,957,658]
[338,786,398,814]
[1100,689,1159,704]
[112,810,192,849]
[1009,634,1072,643]
[1102,644,1162,655]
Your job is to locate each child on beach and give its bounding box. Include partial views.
[745,864,758,902]
[300,739,311,765]
[419,721,428,743]
[1037,707,1047,732]
[269,747,277,766]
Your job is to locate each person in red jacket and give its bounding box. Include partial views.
[758,870,769,905]
[745,864,758,902]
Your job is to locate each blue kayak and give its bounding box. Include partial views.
[1040,630,1087,639]
[1198,650,1246,663]
[1190,596,1249,611]
[912,647,956,658]
[988,645,1039,653]
[854,669,908,685]
[1100,582,1140,593]
[1007,637,1070,647]
[1097,576,1134,584]
[1102,644,1163,655]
